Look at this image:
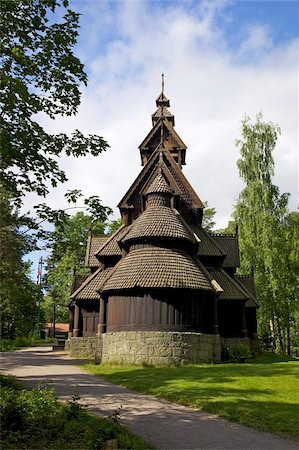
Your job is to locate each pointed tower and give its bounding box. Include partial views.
[139,75,187,168]
[67,78,259,364]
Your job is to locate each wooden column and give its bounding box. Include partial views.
[97,297,106,334]
[213,296,219,334]
[73,304,80,337]
[68,306,74,338]
[241,305,248,337]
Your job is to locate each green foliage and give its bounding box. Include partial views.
[0,187,38,338]
[233,113,298,355]
[1,0,111,341]
[0,336,52,352]
[225,343,252,363]
[107,218,122,235]
[84,358,299,439]
[202,201,216,232]
[0,377,151,449]
[43,211,109,319]
[215,220,237,235]
[1,0,109,201]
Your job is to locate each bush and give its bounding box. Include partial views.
[225,343,252,363]
[0,336,53,352]
[0,375,152,449]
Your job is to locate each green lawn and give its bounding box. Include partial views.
[83,353,299,440]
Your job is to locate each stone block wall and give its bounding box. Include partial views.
[66,331,221,364]
[101,331,221,365]
[65,336,101,359]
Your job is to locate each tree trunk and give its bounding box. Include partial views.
[275,316,284,354]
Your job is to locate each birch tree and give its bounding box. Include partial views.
[234,113,297,353]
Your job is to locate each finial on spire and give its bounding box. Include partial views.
[161,73,164,94]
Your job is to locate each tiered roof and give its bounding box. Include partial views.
[102,247,213,292]
[71,81,258,310]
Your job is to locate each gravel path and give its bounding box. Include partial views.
[1,345,297,450]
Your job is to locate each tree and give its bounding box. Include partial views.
[1,0,111,337]
[233,113,297,353]
[44,211,109,321]
[1,0,109,201]
[0,187,38,338]
[107,218,122,235]
[202,201,216,232]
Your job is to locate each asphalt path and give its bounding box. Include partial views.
[1,345,297,450]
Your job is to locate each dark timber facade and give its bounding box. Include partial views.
[68,82,258,361]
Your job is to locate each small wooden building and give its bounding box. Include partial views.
[68,82,258,358]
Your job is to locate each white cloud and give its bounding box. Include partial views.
[239,24,273,56]
[24,0,298,235]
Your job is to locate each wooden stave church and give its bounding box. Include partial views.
[68,83,259,358]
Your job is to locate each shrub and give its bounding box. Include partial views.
[0,375,152,449]
[226,343,252,363]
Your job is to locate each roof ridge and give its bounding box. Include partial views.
[235,276,259,307]
[193,225,226,256]
[70,266,103,300]
[219,269,251,299]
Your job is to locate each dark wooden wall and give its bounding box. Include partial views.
[106,290,215,333]
[218,301,245,338]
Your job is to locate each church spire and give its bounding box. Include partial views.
[139,75,187,168]
[152,74,174,126]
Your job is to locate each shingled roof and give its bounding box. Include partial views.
[190,224,225,258]
[144,172,173,196]
[101,247,214,292]
[70,267,113,301]
[71,275,89,294]
[95,224,131,258]
[206,267,250,301]
[85,235,109,267]
[211,234,240,268]
[235,276,259,307]
[122,207,196,246]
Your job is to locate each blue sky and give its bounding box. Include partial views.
[27,0,298,279]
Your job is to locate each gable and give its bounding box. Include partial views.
[118,148,204,218]
[139,118,187,152]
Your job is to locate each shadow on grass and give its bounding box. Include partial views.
[84,362,299,440]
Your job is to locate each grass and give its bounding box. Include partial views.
[83,352,299,440]
[0,336,53,352]
[0,374,152,449]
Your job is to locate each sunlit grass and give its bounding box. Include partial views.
[83,353,299,440]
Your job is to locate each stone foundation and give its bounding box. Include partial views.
[66,331,221,365]
[65,336,101,359]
